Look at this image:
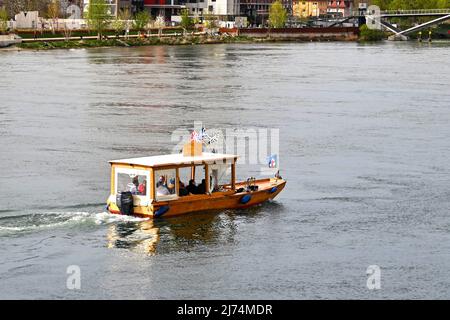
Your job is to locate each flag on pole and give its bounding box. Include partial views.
[267,154,278,168]
[190,130,200,142]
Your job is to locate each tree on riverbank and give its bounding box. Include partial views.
[359,24,385,41]
[2,0,51,18]
[86,0,112,40]
[133,10,151,35]
[203,13,219,35]
[112,8,131,36]
[47,0,60,35]
[268,0,287,28]
[180,9,194,36]
[0,7,8,34]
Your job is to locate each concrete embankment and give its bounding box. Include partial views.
[237,27,360,41]
[6,27,361,50]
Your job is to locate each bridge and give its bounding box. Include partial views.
[330,8,450,41]
[367,9,450,40]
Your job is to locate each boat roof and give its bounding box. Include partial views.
[109,152,238,168]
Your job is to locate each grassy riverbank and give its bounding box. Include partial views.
[17,35,256,50]
[16,34,359,50]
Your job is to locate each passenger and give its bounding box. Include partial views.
[178,180,188,196]
[156,183,170,196]
[187,179,198,195]
[138,180,146,195]
[156,176,166,188]
[177,179,187,196]
[197,179,206,194]
[132,176,140,189]
[168,178,176,194]
[128,182,137,194]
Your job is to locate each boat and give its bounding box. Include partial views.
[0,34,22,48]
[106,141,286,218]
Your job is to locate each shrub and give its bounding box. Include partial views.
[359,24,385,42]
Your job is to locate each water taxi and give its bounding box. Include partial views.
[106,141,286,218]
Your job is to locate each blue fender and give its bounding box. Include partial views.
[154,206,169,218]
[269,186,278,194]
[240,194,252,204]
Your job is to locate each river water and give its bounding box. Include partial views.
[1,41,450,299]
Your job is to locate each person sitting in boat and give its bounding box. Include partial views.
[127,182,137,194]
[133,176,140,189]
[179,180,189,196]
[187,179,198,195]
[197,179,206,194]
[156,183,170,196]
[156,176,166,188]
[168,178,176,194]
[138,179,146,195]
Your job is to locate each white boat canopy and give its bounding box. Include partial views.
[109,152,238,168]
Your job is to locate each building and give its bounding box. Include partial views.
[293,0,327,18]
[83,0,141,16]
[131,0,145,14]
[239,0,292,26]
[206,0,240,16]
[185,0,240,16]
[143,0,187,19]
[327,0,353,18]
[143,0,189,21]
[14,11,40,29]
[143,0,240,22]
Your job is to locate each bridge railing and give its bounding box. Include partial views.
[361,8,450,16]
[380,8,450,15]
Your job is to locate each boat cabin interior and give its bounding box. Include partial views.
[109,142,239,205]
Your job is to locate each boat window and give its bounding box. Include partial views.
[155,169,178,201]
[178,167,192,190]
[210,164,232,192]
[116,169,149,196]
[178,165,209,196]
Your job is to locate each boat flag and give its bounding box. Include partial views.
[267,154,278,168]
[190,130,201,142]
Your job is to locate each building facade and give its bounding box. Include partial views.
[83,0,142,16]
[143,0,240,21]
[327,0,353,17]
[143,0,187,19]
[293,0,327,18]
[239,0,292,26]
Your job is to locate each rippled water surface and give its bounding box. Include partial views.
[1,41,450,299]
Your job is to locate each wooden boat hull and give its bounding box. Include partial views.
[107,178,286,218]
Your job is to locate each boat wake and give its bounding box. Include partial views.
[0,211,148,236]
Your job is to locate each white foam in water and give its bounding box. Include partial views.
[0,211,149,235]
[92,212,149,225]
